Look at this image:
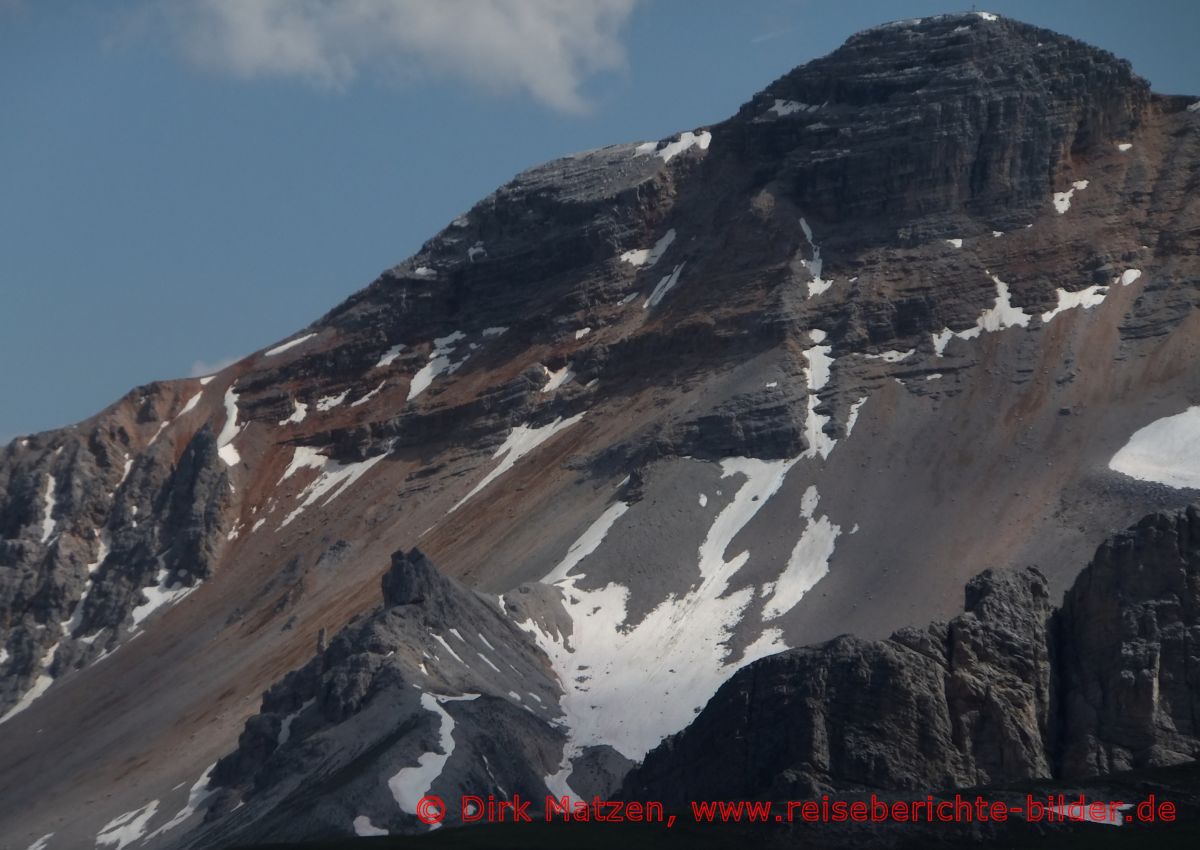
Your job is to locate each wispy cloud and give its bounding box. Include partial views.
[751,26,792,44]
[153,0,639,113]
[189,356,238,377]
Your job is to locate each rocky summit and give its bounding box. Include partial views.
[2,11,1200,849]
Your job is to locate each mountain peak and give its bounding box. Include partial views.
[721,12,1149,226]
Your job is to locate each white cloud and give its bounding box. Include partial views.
[160,0,639,113]
[189,356,238,377]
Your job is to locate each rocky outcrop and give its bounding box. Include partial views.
[727,14,1149,230]
[1058,507,1200,775]
[624,505,1200,802]
[0,388,233,716]
[186,548,567,846]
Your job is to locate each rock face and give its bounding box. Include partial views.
[623,506,1200,803]
[1,12,1200,850]
[730,14,1149,228]
[1058,508,1200,775]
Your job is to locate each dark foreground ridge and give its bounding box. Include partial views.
[199,503,1200,848]
[625,506,1200,802]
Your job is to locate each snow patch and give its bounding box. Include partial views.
[863,349,914,363]
[144,764,217,840]
[26,834,53,850]
[95,800,160,849]
[1052,179,1090,214]
[413,266,437,279]
[131,568,196,628]
[636,130,712,163]
[575,327,592,340]
[353,816,388,836]
[264,333,316,357]
[931,274,1030,356]
[315,390,349,412]
[767,99,820,117]
[540,365,574,393]
[1042,268,1142,323]
[976,11,998,21]
[945,238,963,249]
[376,343,406,368]
[845,397,868,436]
[620,229,675,268]
[1110,407,1200,489]
[468,241,486,262]
[279,400,308,425]
[388,693,480,824]
[1117,142,1133,152]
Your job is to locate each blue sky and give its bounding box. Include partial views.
[2,1,1197,443]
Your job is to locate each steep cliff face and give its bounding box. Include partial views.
[1058,508,1200,776]
[623,505,1200,803]
[730,14,1150,227]
[1,11,1199,849]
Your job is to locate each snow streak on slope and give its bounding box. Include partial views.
[131,568,197,629]
[216,387,242,466]
[279,452,388,528]
[521,458,801,765]
[450,414,585,513]
[1110,406,1200,489]
[644,263,686,309]
[264,333,316,357]
[376,343,406,368]
[762,486,840,619]
[408,332,467,401]
[39,474,57,543]
[802,330,836,458]
[799,218,832,297]
[388,693,479,829]
[1042,268,1142,323]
